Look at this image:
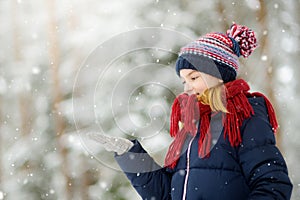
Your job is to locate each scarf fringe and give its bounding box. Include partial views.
[199,114,211,157]
[170,97,180,137]
[223,92,254,147]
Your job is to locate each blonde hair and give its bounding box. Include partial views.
[197,84,228,113]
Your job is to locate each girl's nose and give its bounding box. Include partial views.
[184,82,193,95]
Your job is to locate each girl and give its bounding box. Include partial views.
[89,23,293,200]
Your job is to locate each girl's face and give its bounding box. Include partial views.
[179,69,222,95]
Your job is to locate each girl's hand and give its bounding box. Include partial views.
[87,132,134,155]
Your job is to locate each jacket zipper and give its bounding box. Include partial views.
[182,137,194,200]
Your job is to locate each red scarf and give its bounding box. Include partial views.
[164,79,278,169]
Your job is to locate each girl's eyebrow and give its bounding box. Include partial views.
[187,71,197,76]
[180,71,197,79]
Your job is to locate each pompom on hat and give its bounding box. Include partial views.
[175,23,258,82]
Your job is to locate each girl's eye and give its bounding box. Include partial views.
[181,81,186,85]
[191,76,199,80]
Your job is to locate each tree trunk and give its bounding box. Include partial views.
[46,1,72,199]
[19,93,32,136]
[66,2,90,199]
[257,0,282,149]
[216,0,231,31]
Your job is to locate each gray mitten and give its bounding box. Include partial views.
[87,133,134,155]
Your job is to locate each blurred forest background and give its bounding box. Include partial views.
[0,0,299,199]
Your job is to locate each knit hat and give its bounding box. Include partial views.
[175,23,258,82]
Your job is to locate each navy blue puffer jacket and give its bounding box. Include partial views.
[115,97,293,200]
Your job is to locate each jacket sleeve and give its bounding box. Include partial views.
[115,140,172,200]
[238,115,293,200]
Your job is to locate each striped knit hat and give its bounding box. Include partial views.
[176,23,258,82]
